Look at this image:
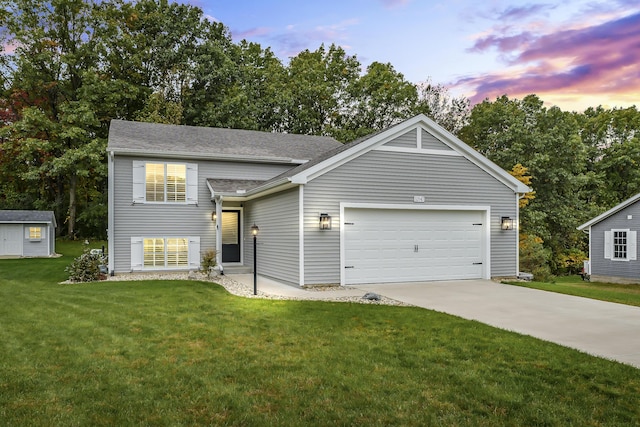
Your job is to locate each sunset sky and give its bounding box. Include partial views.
[194,0,640,112]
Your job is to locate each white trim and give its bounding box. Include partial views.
[299,185,305,287]
[515,192,520,275]
[374,145,463,156]
[578,192,640,230]
[339,202,492,285]
[611,229,631,261]
[110,148,308,165]
[108,151,115,274]
[416,126,422,149]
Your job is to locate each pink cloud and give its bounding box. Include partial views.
[453,11,640,110]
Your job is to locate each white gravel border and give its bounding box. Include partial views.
[98,272,411,306]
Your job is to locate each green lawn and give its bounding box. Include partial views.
[505,276,640,307]
[1,243,639,425]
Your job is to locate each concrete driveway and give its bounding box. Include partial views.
[357,280,640,368]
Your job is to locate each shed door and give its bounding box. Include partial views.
[0,224,23,256]
[344,209,486,285]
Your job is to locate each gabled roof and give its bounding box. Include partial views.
[207,114,531,199]
[0,210,57,226]
[577,193,640,230]
[107,120,342,164]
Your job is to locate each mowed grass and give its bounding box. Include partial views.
[1,243,639,425]
[506,276,640,307]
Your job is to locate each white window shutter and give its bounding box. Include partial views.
[186,163,198,205]
[188,236,200,269]
[132,161,146,204]
[629,231,637,260]
[604,230,612,259]
[131,237,143,271]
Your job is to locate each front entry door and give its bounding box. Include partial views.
[221,210,241,263]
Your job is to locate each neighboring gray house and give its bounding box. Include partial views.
[578,193,640,284]
[107,115,530,286]
[0,210,57,257]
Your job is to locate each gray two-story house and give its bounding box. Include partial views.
[107,114,530,286]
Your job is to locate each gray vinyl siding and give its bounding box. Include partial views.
[22,224,50,257]
[112,155,293,273]
[303,150,517,285]
[591,202,640,280]
[385,129,416,148]
[422,129,453,150]
[244,188,299,285]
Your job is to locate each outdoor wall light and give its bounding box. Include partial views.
[211,212,217,223]
[501,216,514,230]
[319,213,332,230]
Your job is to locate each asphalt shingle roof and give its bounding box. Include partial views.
[0,210,56,225]
[107,120,343,162]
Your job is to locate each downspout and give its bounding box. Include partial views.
[215,195,223,274]
[516,192,526,276]
[107,151,115,275]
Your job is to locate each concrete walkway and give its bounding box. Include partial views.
[229,275,640,368]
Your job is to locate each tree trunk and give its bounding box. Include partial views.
[68,173,77,239]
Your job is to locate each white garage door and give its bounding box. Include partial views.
[344,209,486,284]
[0,224,23,256]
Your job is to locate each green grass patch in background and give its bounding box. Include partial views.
[505,276,640,307]
[0,241,639,425]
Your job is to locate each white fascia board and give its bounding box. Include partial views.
[108,148,307,165]
[211,179,297,202]
[577,192,640,230]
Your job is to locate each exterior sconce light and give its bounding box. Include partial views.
[211,212,217,223]
[501,217,514,230]
[319,213,332,230]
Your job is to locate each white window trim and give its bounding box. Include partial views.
[132,161,198,205]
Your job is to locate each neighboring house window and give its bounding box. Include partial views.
[613,231,627,260]
[131,236,200,271]
[132,161,198,204]
[604,229,637,261]
[29,227,42,240]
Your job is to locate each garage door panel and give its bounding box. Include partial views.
[344,208,486,284]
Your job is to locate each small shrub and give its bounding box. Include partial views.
[65,249,103,282]
[201,249,217,277]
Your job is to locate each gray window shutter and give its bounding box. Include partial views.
[186,163,198,205]
[132,161,146,204]
[604,230,612,259]
[131,237,143,271]
[188,236,200,269]
[629,231,637,261]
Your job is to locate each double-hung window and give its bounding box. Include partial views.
[132,161,197,204]
[604,229,637,261]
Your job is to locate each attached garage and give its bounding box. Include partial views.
[342,207,489,284]
[0,211,57,257]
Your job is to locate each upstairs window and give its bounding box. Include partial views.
[145,163,186,202]
[133,161,197,204]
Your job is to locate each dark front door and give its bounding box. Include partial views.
[222,210,241,263]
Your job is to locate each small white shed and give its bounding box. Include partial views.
[0,210,57,257]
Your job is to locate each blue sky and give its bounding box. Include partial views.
[190,0,640,111]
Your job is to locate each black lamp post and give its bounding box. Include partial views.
[251,223,259,295]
